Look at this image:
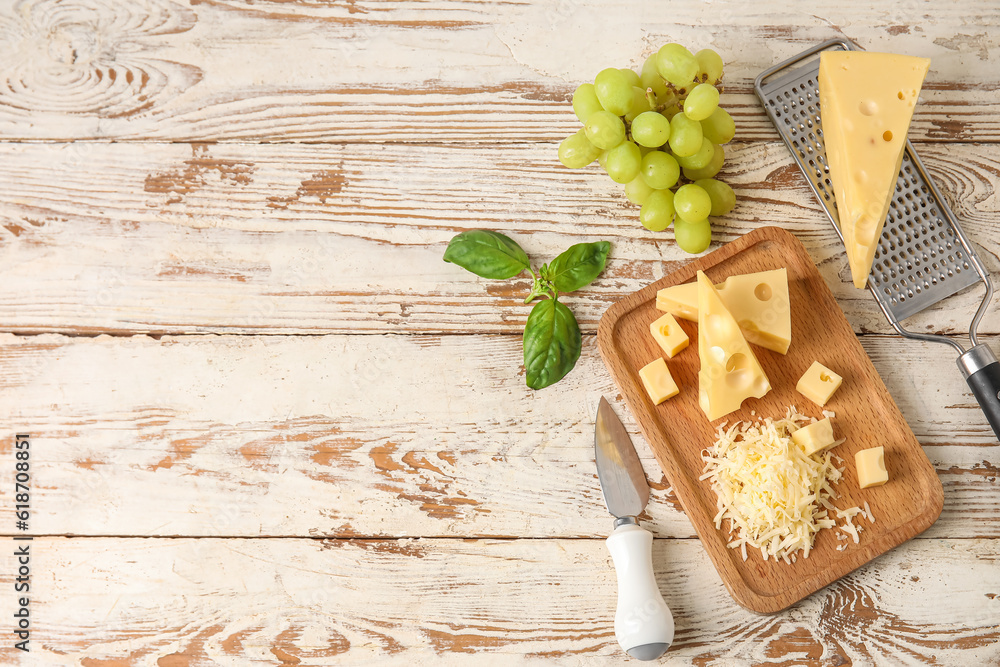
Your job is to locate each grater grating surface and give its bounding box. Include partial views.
[754,39,988,324]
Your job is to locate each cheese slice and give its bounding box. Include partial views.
[697,271,771,420]
[656,282,699,321]
[818,50,930,288]
[657,269,791,354]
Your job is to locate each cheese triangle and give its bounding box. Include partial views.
[657,269,791,354]
[818,51,930,288]
[696,271,771,421]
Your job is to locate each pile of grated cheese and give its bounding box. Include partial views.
[699,407,873,564]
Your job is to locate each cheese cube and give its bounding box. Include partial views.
[855,446,889,489]
[791,418,836,456]
[796,361,843,406]
[656,268,791,354]
[639,357,679,405]
[649,313,689,358]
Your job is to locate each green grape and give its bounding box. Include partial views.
[674,218,712,253]
[558,129,601,169]
[597,149,609,170]
[640,150,680,190]
[619,68,641,88]
[640,54,668,98]
[594,68,633,116]
[683,83,720,122]
[623,86,651,122]
[695,49,724,84]
[585,110,626,150]
[701,107,735,144]
[631,111,671,148]
[656,43,698,88]
[625,175,656,206]
[676,137,714,169]
[668,112,703,157]
[674,183,712,223]
[572,83,603,123]
[605,140,642,184]
[662,105,680,121]
[682,143,725,180]
[695,178,736,216]
[640,189,675,232]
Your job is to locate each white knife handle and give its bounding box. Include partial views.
[606,521,674,661]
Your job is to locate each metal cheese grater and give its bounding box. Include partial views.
[754,38,1000,440]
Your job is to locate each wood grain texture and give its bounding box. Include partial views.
[0,537,997,665]
[598,227,942,612]
[1,332,996,539]
[0,1,999,142]
[1,1,998,661]
[0,141,998,335]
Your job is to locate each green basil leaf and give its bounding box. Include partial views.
[443,230,530,280]
[523,298,582,390]
[546,241,611,293]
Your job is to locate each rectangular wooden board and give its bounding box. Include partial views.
[596,226,943,614]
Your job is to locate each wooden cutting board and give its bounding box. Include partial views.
[596,226,943,613]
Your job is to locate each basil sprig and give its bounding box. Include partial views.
[444,230,610,390]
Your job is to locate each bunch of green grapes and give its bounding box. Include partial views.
[558,44,737,254]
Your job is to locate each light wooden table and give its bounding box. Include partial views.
[0,1,998,664]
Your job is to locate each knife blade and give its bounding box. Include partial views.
[596,396,650,518]
[594,396,674,661]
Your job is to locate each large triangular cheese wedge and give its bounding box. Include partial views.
[657,268,791,354]
[818,51,930,288]
[697,271,771,421]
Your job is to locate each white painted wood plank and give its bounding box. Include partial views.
[0,142,997,335]
[0,1,997,142]
[1,333,995,538]
[0,537,996,664]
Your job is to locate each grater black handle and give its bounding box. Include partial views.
[959,345,1000,442]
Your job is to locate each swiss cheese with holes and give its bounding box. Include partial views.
[696,271,771,420]
[649,312,689,358]
[796,361,843,406]
[656,269,791,354]
[818,50,930,288]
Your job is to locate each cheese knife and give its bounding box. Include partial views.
[595,396,674,661]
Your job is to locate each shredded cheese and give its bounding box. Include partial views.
[700,407,875,563]
[836,507,863,544]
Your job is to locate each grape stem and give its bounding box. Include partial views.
[644,88,657,109]
[655,101,680,115]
